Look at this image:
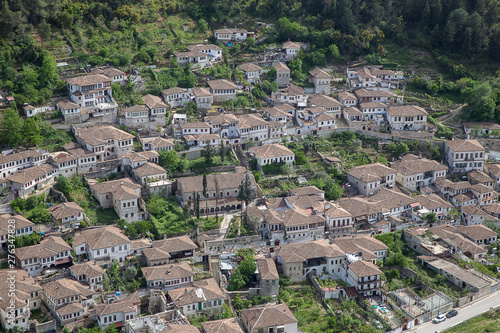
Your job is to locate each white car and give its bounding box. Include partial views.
[433,314,446,323]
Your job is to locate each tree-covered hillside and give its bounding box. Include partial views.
[0,0,499,121]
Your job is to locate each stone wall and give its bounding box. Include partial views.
[203,235,265,254]
[35,319,57,333]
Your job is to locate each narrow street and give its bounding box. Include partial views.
[410,290,500,333]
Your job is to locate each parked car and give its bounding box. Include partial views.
[446,310,458,318]
[433,314,446,323]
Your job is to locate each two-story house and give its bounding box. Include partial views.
[386,105,428,131]
[74,125,134,161]
[15,236,72,276]
[49,151,78,177]
[308,67,332,95]
[345,259,382,297]
[49,202,85,229]
[208,79,238,103]
[69,262,105,290]
[167,278,224,317]
[161,87,190,108]
[142,263,195,291]
[0,148,48,179]
[0,214,34,246]
[255,258,280,296]
[0,269,42,332]
[177,171,256,214]
[91,67,127,84]
[347,163,396,196]
[249,143,295,171]
[337,91,358,107]
[214,28,248,42]
[176,51,209,68]
[5,164,57,198]
[89,177,143,222]
[63,142,98,175]
[390,154,448,191]
[355,89,400,104]
[241,304,298,333]
[274,62,291,87]
[56,98,82,123]
[187,44,223,62]
[193,87,214,109]
[275,239,345,282]
[238,63,263,84]
[282,41,307,60]
[42,278,96,325]
[308,94,342,119]
[73,226,131,262]
[96,292,141,329]
[142,137,175,153]
[324,203,353,238]
[271,84,304,105]
[236,114,269,143]
[445,139,486,173]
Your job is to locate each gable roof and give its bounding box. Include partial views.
[134,162,167,178]
[250,144,294,159]
[15,235,71,261]
[151,235,198,253]
[168,278,223,306]
[308,67,331,78]
[143,94,167,110]
[347,163,396,182]
[446,139,484,152]
[43,278,96,300]
[256,258,279,281]
[72,226,130,251]
[74,126,134,146]
[309,94,342,108]
[242,303,297,330]
[178,172,256,194]
[89,177,141,200]
[207,79,237,90]
[49,202,84,220]
[5,164,56,185]
[347,260,382,277]
[387,105,429,117]
[66,74,110,86]
[273,62,289,71]
[201,318,243,333]
[238,63,263,72]
[276,239,344,263]
[142,263,194,281]
[70,262,105,279]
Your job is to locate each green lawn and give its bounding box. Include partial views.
[445,309,500,333]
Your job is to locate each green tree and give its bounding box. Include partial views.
[220,141,226,162]
[135,220,152,236]
[21,117,42,147]
[124,266,137,281]
[54,176,73,201]
[425,212,437,224]
[204,143,215,165]
[1,109,23,147]
[237,172,256,220]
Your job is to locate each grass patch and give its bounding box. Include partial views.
[148,195,196,238]
[279,286,330,332]
[29,308,51,323]
[198,217,221,232]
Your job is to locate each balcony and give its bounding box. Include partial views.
[304,258,327,268]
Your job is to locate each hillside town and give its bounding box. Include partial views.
[2,25,500,333]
